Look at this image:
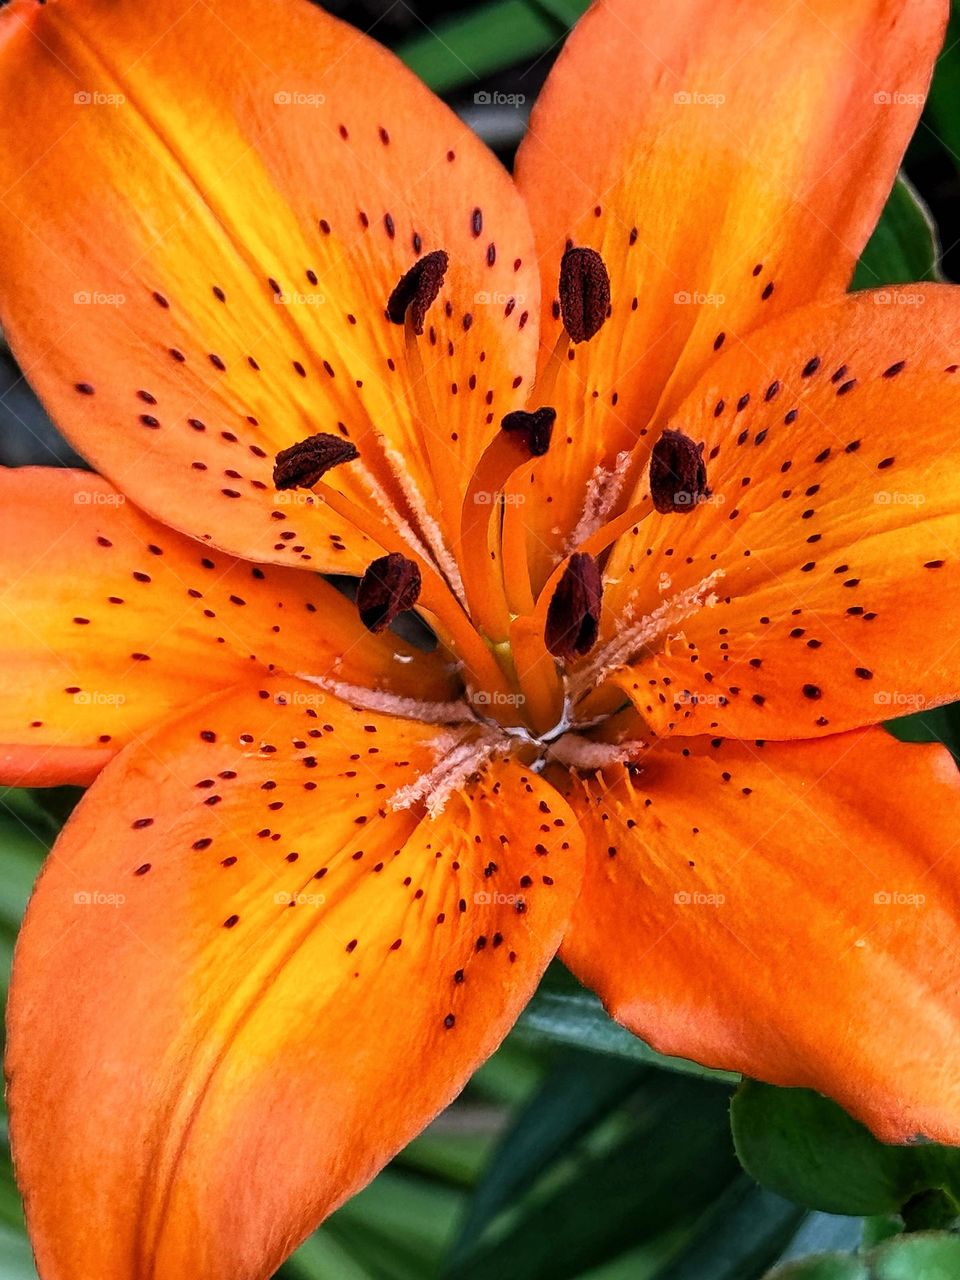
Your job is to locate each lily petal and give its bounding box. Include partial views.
[560,728,960,1143]
[511,0,946,589]
[0,467,454,785]
[0,0,539,569]
[7,678,583,1280]
[595,288,960,739]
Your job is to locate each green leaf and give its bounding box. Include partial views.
[530,0,589,24]
[885,701,960,761]
[868,1231,960,1279]
[448,1051,647,1267]
[763,1256,869,1280]
[280,1231,377,1280]
[0,1224,38,1280]
[514,987,737,1081]
[851,176,940,290]
[446,1074,740,1280]
[660,1181,806,1280]
[396,0,561,95]
[922,0,960,171]
[732,1081,960,1217]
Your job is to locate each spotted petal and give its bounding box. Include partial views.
[560,729,960,1143]
[7,678,583,1280]
[0,0,539,571]
[0,467,453,785]
[510,0,946,590]
[594,288,960,739]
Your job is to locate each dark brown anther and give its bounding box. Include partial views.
[387,249,449,335]
[357,552,422,632]
[500,406,556,456]
[273,433,359,490]
[544,552,603,661]
[558,246,610,344]
[649,429,708,513]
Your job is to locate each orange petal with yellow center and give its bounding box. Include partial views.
[8,678,583,1280]
[561,728,960,1143]
[510,0,946,591]
[0,467,455,785]
[592,288,960,739]
[0,0,539,571]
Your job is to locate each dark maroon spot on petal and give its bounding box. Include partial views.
[500,406,556,457]
[802,356,821,377]
[883,360,905,378]
[802,684,822,700]
[545,552,602,660]
[75,382,95,395]
[649,429,707,514]
[558,246,610,344]
[387,249,449,335]
[273,433,359,490]
[357,552,422,633]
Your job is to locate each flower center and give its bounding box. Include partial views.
[275,245,715,758]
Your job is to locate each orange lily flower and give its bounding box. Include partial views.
[1,0,960,1275]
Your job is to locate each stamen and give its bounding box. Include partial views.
[387,249,449,335]
[558,247,610,344]
[297,675,473,725]
[564,449,632,553]
[500,406,556,456]
[382,442,466,602]
[545,552,603,660]
[545,734,644,770]
[570,569,725,697]
[351,458,436,568]
[356,552,422,632]
[273,433,359,489]
[390,730,505,819]
[649,429,707,513]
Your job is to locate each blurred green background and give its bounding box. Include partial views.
[4,1,960,1277]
